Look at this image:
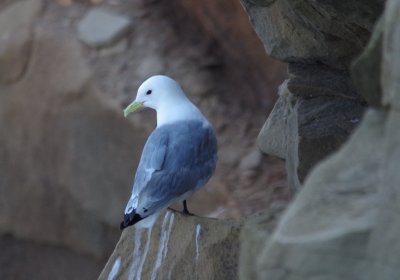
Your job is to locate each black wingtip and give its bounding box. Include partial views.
[120,212,143,230]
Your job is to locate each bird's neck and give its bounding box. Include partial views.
[156,98,205,127]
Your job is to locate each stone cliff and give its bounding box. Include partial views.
[0,0,285,279]
[240,0,400,279]
[1,0,399,279]
[101,0,400,279]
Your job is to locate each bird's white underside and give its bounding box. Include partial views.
[156,97,206,128]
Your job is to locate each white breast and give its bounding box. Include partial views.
[156,99,206,127]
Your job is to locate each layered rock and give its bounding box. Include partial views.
[98,210,242,280]
[240,0,382,68]
[242,0,384,189]
[240,0,400,278]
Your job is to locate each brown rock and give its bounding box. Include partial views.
[239,210,283,280]
[79,0,288,219]
[0,235,103,280]
[0,28,147,259]
[0,1,290,278]
[0,0,42,84]
[98,210,242,280]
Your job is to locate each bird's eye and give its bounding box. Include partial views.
[146,90,152,95]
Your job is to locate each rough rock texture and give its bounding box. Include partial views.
[241,0,383,68]
[98,210,242,280]
[257,81,301,192]
[240,0,400,278]
[249,110,387,279]
[245,0,384,189]
[296,95,365,181]
[239,209,283,280]
[258,80,364,191]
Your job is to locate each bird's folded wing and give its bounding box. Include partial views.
[127,121,217,216]
[134,130,169,191]
[124,131,168,214]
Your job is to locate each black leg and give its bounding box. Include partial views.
[182,200,193,216]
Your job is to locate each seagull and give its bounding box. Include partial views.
[120,75,217,230]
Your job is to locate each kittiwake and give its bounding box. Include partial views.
[120,75,217,230]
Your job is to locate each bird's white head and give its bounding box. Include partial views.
[124,75,186,116]
[124,75,204,127]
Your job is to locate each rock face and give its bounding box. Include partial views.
[240,0,400,278]
[0,27,146,258]
[0,0,288,279]
[241,0,382,68]
[243,0,384,189]
[98,210,242,280]
[0,0,42,84]
[0,1,148,278]
[0,235,103,280]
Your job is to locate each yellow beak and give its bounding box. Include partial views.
[123,101,144,117]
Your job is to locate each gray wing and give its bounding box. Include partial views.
[124,121,217,218]
[124,129,169,215]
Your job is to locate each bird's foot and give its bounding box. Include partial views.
[182,200,194,216]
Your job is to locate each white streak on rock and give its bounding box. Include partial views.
[163,213,175,259]
[128,228,143,280]
[136,212,160,229]
[136,227,153,280]
[150,212,171,280]
[195,224,201,260]
[107,256,121,280]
